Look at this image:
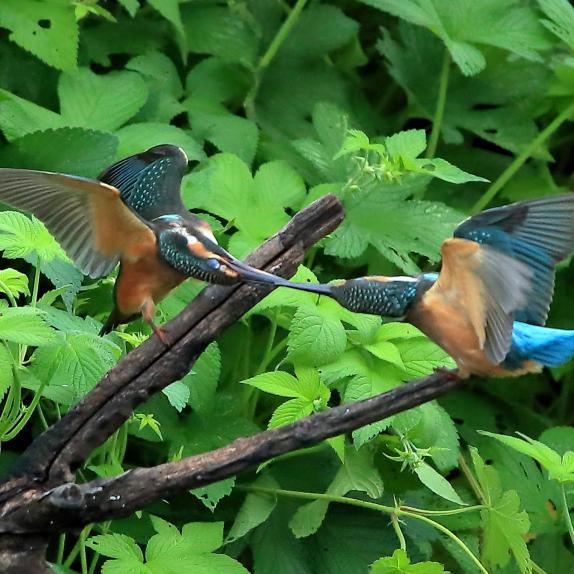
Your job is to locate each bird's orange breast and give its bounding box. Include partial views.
[115,254,187,318]
[410,289,541,379]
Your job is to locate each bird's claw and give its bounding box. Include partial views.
[433,366,460,381]
[151,323,170,347]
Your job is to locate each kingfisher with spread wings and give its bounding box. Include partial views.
[0,144,326,342]
[311,195,574,378]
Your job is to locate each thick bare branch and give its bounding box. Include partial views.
[5,193,343,491]
[0,370,460,533]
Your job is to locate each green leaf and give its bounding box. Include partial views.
[290,447,384,538]
[86,533,143,562]
[288,308,347,366]
[269,397,314,429]
[470,448,531,574]
[363,0,551,76]
[365,340,404,369]
[379,23,551,155]
[415,157,488,184]
[280,5,359,62]
[127,51,184,123]
[30,333,118,401]
[0,268,29,298]
[185,342,221,414]
[370,549,446,573]
[118,0,139,17]
[191,477,235,512]
[59,68,148,131]
[147,0,184,38]
[227,476,278,543]
[115,122,204,163]
[185,153,303,244]
[414,461,465,505]
[241,372,306,398]
[254,161,306,210]
[538,0,574,51]
[180,522,224,553]
[162,381,190,413]
[0,89,65,141]
[0,307,56,345]
[0,344,14,400]
[0,0,78,71]
[0,127,118,178]
[0,211,66,263]
[395,337,456,378]
[328,182,462,274]
[39,258,83,312]
[480,431,574,483]
[183,5,258,66]
[186,57,248,104]
[408,402,460,471]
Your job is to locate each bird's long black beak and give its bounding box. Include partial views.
[225,258,333,296]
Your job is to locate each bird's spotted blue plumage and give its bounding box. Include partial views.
[330,278,419,318]
[156,228,235,285]
[98,144,189,221]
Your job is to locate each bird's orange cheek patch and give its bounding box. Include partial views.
[187,241,213,259]
[220,264,239,279]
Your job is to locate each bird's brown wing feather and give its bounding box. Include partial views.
[426,238,533,364]
[0,169,156,278]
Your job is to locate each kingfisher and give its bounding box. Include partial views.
[0,144,326,342]
[311,194,574,379]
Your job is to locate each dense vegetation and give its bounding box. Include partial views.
[0,0,573,572]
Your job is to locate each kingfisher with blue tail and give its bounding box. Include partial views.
[0,144,326,343]
[308,194,574,379]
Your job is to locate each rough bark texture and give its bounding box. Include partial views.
[0,193,462,571]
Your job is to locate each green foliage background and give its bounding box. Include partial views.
[0,0,573,572]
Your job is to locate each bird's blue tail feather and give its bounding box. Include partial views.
[506,321,574,368]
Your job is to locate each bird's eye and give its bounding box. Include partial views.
[206,258,220,270]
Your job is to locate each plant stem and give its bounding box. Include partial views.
[458,453,486,504]
[259,0,308,70]
[36,401,49,430]
[561,483,574,547]
[63,524,93,568]
[426,49,450,159]
[531,561,550,574]
[391,513,407,551]
[256,313,278,375]
[244,0,309,119]
[471,101,574,213]
[0,278,18,307]
[239,485,488,574]
[401,504,486,516]
[56,534,66,565]
[31,258,41,307]
[80,526,88,574]
[2,379,48,441]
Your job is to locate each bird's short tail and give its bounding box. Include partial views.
[510,322,574,368]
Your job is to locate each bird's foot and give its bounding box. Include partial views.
[151,324,170,347]
[432,366,460,381]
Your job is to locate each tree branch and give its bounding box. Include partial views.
[4,193,343,492]
[0,192,465,574]
[0,370,460,534]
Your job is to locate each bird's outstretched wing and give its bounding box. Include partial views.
[426,238,533,364]
[98,144,189,220]
[454,193,574,325]
[0,169,156,278]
